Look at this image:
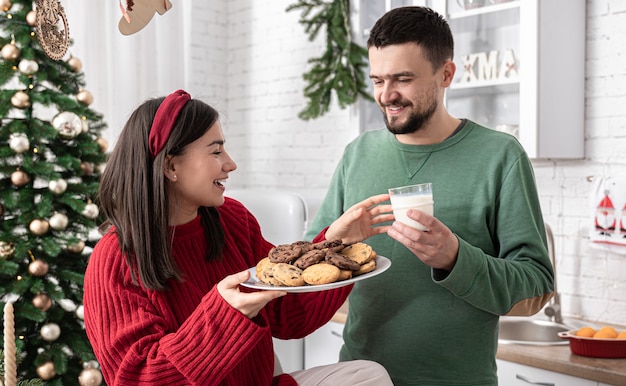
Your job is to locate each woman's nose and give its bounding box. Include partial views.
[225,152,237,172]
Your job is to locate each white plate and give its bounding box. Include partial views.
[241,256,391,293]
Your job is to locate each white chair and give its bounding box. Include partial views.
[226,189,308,373]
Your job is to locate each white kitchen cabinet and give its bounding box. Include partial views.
[304,321,345,369]
[440,0,585,159]
[497,359,598,386]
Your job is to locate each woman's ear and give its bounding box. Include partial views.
[163,155,177,182]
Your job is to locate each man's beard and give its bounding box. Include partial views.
[382,99,438,135]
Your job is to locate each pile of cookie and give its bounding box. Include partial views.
[255,240,377,287]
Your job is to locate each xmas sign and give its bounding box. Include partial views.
[459,49,519,84]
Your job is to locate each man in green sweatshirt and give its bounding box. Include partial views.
[305,6,554,386]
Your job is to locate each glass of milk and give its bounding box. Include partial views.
[388,183,434,231]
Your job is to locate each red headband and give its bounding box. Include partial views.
[148,89,191,157]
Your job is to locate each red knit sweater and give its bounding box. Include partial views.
[84,198,350,385]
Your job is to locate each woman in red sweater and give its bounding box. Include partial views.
[83,90,393,385]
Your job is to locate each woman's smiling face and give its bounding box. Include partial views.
[166,120,237,224]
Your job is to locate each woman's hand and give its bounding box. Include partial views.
[325,193,394,244]
[217,271,286,319]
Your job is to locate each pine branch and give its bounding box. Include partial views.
[287,0,373,120]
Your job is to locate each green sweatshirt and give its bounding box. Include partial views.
[305,121,554,386]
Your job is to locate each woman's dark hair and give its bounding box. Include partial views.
[98,96,224,291]
[367,6,454,71]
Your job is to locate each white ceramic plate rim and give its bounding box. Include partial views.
[241,255,391,293]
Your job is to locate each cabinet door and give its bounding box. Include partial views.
[304,321,345,369]
[497,359,598,386]
[443,0,585,159]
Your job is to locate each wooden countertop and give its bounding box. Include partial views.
[332,303,626,384]
[497,343,626,385]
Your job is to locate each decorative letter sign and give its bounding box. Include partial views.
[460,49,518,84]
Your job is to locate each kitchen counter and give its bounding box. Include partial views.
[497,343,626,385]
[332,303,626,385]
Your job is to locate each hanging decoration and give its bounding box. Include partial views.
[286,0,372,120]
[51,111,83,138]
[118,0,173,35]
[35,0,70,60]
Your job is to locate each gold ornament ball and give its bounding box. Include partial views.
[1,42,20,60]
[77,89,94,105]
[1,0,12,12]
[29,259,49,276]
[68,56,83,72]
[26,9,37,26]
[29,219,50,236]
[67,240,86,254]
[96,137,109,152]
[81,161,95,176]
[11,170,30,187]
[33,293,53,311]
[37,361,56,380]
[79,368,103,386]
[11,90,30,108]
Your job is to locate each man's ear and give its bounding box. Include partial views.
[163,155,177,182]
[441,59,456,87]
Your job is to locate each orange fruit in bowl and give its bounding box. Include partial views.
[593,326,618,339]
[575,326,596,338]
[618,330,626,339]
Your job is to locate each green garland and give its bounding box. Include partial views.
[286,0,373,120]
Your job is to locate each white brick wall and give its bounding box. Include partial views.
[224,0,360,191]
[224,1,626,326]
[534,1,626,326]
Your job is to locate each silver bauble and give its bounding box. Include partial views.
[29,219,49,235]
[10,90,30,108]
[18,59,39,75]
[40,323,61,341]
[75,305,84,320]
[49,212,69,230]
[9,133,29,153]
[52,111,82,138]
[48,178,68,194]
[81,203,99,219]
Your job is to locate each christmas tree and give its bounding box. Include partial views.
[1,0,107,385]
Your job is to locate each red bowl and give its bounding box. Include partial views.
[558,330,626,358]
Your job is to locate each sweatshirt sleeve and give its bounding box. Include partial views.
[84,234,281,385]
[433,154,554,316]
